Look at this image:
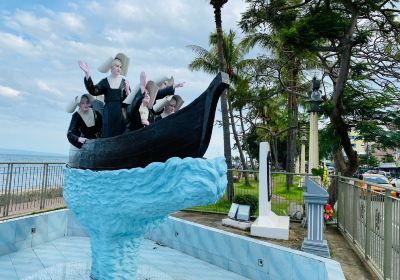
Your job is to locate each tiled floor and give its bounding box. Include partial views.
[0,237,248,280]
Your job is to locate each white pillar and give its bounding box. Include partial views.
[300,142,306,174]
[295,156,300,174]
[258,142,271,215]
[308,112,319,172]
[250,142,289,240]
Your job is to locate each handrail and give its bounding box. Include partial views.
[336,174,399,280]
[332,174,400,193]
[0,162,65,164]
[227,168,309,176]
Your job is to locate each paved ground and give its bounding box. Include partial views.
[0,237,248,280]
[0,208,379,279]
[172,211,377,280]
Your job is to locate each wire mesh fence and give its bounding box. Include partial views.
[188,169,306,221]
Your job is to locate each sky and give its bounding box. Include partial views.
[0,0,249,157]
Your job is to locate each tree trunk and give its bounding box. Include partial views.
[213,3,234,201]
[228,95,250,186]
[328,8,360,205]
[285,55,299,190]
[271,136,279,169]
[330,9,359,178]
[239,109,258,181]
[328,150,346,205]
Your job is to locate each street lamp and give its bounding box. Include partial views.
[307,77,323,112]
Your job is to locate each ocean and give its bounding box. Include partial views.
[0,154,67,191]
[0,153,68,163]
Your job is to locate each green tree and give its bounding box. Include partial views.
[358,154,379,168]
[240,0,319,189]
[240,0,400,204]
[383,154,395,163]
[188,30,253,186]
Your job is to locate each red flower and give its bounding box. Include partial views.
[324,203,332,211]
[323,203,334,221]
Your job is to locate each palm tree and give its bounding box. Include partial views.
[188,30,253,187]
[208,0,234,201]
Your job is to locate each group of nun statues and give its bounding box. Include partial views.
[66,53,184,149]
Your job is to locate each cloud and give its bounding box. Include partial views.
[0,32,38,55]
[0,85,22,98]
[2,10,54,40]
[3,9,85,42]
[57,12,85,33]
[36,80,64,97]
[0,0,248,156]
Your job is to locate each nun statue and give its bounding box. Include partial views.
[78,53,131,138]
[153,95,184,121]
[66,94,102,148]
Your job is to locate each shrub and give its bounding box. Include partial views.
[233,194,258,216]
[311,167,324,178]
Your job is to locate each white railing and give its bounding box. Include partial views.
[337,176,400,280]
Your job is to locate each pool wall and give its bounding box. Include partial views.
[0,210,344,280]
[146,217,345,280]
[0,209,88,256]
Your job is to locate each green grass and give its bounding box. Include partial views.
[189,174,304,214]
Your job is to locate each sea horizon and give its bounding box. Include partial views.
[0,153,68,163]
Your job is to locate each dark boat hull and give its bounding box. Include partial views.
[68,72,230,170]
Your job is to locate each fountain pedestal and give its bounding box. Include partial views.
[64,157,227,280]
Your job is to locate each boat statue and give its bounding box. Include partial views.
[68,72,230,170]
[64,72,230,280]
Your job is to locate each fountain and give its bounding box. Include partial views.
[63,157,227,280]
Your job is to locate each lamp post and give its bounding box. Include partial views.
[300,134,307,174]
[307,77,323,173]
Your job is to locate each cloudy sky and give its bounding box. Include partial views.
[0,0,248,157]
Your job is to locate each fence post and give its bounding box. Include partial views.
[4,163,13,217]
[348,181,358,243]
[383,189,392,279]
[39,163,49,210]
[336,173,341,229]
[343,177,348,233]
[365,185,371,260]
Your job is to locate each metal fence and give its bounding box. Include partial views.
[337,176,400,280]
[190,169,306,221]
[0,163,66,219]
[1,161,399,279]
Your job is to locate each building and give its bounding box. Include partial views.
[349,131,400,162]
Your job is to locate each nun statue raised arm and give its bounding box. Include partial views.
[78,53,131,138]
[157,76,185,97]
[122,72,159,131]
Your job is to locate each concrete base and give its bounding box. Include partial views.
[250,213,290,240]
[301,239,330,258]
[222,218,251,230]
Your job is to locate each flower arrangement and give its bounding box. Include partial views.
[323,203,334,222]
[322,165,329,187]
